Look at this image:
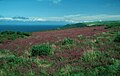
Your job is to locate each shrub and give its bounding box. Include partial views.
[1,31,15,35]
[114,34,120,42]
[31,43,52,56]
[105,23,120,29]
[0,31,31,43]
[22,32,31,36]
[104,25,113,29]
[61,38,74,45]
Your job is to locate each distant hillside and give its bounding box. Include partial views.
[60,20,120,29]
[85,20,120,26]
[85,20,120,29]
[60,23,87,29]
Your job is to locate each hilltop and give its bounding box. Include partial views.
[59,20,120,29]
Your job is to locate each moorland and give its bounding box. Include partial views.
[0,21,120,76]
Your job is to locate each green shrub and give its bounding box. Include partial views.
[31,43,52,56]
[0,31,31,43]
[22,32,31,36]
[61,38,74,45]
[1,31,15,35]
[114,34,120,42]
[105,23,120,29]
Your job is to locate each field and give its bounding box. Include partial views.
[0,22,120,76]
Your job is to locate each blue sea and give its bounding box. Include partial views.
[0,25,62,32]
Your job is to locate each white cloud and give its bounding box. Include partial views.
[0,14,120,23]
[0,18,13,20]
[0,17,46,22]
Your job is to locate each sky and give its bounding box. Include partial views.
[0,0,120,23]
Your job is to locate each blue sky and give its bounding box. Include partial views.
[0,0,120,22]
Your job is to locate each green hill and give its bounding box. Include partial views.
[60,23,87,29]
[60,20,120,29]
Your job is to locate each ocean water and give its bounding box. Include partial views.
[0,25,61,32]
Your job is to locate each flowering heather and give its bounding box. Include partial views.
[0,26,120,76]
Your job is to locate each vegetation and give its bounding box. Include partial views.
[0,31,31,43]
[86,21,120,28]
[31,43,52,56]
[114,32,120,42]
[61,38,74,45]
[60,21,120,29]
[60,23,87,29]
[0,21,120,76]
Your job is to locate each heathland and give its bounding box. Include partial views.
[0,21,120,76]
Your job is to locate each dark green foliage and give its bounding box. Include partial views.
[31,43,52,56]
[16,31,31,36]
[105,22,120,29]
[0,56,24,66]
[22,32,31,36]
[114,34,120,42]
[0,31,31,43]
[60,23,87,29]
[105,24,120,29]
[61,38,74,45]
[1,31,15,35]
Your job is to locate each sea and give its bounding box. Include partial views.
[0,25,62,32]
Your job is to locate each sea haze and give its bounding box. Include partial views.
[0,25,62,32]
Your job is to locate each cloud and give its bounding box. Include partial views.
[0,17,46,22]
[37,0,62,4]
[42,14,120,23]
[0,14,120,23]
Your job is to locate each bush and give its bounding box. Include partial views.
[0,31,31,43]
[31,43,52,56]
[105,22,120,29]
[114,34,120,42]
[22,32,31,36]
[61,38,74,45]
[1,31,15,35]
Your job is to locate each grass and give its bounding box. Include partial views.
[0,23,120,76]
